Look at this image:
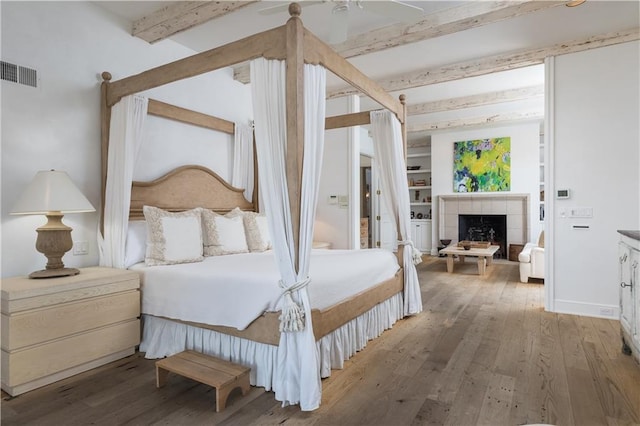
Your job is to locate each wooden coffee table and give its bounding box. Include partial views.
[439,244,500,275]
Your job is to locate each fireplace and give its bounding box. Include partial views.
[458,214,507,258]
[437,194,529,257]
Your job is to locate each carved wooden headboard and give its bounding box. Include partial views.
[129,165,255,220]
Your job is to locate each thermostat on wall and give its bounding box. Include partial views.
[556,189,570,199]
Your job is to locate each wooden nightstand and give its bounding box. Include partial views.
[1,267,140,396]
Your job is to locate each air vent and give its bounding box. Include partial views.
[1,61,18,83]
[19,66,37,87]
[1,60,38,88]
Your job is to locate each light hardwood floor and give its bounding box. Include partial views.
[3,258,639,425]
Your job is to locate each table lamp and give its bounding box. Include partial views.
[11,170,95,279]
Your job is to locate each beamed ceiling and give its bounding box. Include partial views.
[95,0,639,143]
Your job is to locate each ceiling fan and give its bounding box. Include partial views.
[258,0,424,44]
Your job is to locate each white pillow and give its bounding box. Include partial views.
[201,208,249,256]
[143,206,204,266]
[124,220,147,268]
[243,212,272,252]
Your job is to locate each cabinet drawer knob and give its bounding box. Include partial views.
[621,282,632,288]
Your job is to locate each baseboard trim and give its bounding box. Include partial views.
[552,299,620,320]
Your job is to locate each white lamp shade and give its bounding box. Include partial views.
[11,170,95,215]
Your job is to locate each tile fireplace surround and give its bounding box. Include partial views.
[438,194,529,252]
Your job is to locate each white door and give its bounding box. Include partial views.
[371,164,396,251]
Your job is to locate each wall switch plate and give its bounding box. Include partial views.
[73,241,89,255]
[569,207,593,218]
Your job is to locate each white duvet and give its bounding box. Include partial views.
[130,248,400,330]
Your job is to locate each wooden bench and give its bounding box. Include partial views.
[156,350,251,412]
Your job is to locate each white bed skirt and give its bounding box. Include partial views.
[140,292,404,390]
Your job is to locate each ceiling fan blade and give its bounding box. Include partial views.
[258,0,325,16]
[364,0,423,22]
[329,5,350,44]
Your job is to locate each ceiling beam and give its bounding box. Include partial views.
[328,28,640,99]
[407,110,544,133]
[334,0,565,58]
[408,85,544,116]
[133,1,259,44]
[233,0,565,83]
[106,26,286,107]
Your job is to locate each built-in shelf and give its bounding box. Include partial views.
[407,146,432,246]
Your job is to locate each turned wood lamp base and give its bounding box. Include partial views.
[29,213,79,279]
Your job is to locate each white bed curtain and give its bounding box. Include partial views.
[232,122,254,201]
[250,58,325,411]
[370,110,423,316]
[98,95,148,268]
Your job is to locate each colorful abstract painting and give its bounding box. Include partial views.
[453,137,511,192]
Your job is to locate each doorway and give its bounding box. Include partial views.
[360,155,372,248]
[360,154,396,251]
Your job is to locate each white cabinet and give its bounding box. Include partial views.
[411,219,432,253]
[619,242,634,335]
[619,231,640,363]
[631,248,640,351]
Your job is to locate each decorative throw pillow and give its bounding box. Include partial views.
[201,208,249,256]
[243,212,272,252]
[538,230,545,248]
[143,206,204,266]
[124,220,147,268]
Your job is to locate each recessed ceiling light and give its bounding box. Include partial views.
[566,0,586,7]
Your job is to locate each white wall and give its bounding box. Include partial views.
[314,97,359,249]
[548,41,640,318]
[431,122,542,252]
[1,2,252,277]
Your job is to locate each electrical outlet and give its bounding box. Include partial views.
[599,307,614,317]
[73,241,89,255]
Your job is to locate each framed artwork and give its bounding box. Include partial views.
[453,137,511,192]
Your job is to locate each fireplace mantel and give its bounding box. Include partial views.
[438,194,529,252]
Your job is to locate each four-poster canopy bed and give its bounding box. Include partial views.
[99,3,422,411]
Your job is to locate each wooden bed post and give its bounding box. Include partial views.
[399,94,408,159]
[286,3,305,271]
[252,133,259,212]
[100,71,113,234]
[396,94,408,266]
